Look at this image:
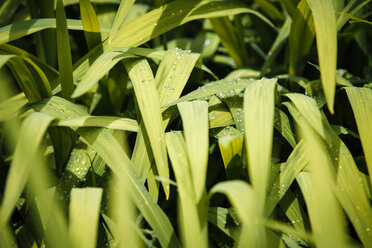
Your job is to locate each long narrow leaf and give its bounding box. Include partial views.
[244,78,277,209]
[0,113,55,224]
[69,188,103,248]
[346,87,372,187]
[124,58,170,199]
[178,101,209,202]
[55,116,138,132]
[79,0,102,50]
[0,18,110,45]
[306,0,337,113]
[166,131,208,248]
[210,181,266,247]
[109,0,136,44]
[56,0,74,100]
[30,96,181,248]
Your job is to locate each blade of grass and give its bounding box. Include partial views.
[56,0,74,100]
[163,78,255,108]
[210,181,267,247]
[274,107,296,148]
[28,153,70,248]
[0,18,110,45]
[79,0,102,50]
[72,0,274,85]
[30,96,181,248]
[131,47,200,194]
[261,16,291,74]
[166,131,208,248]
[0,44,59,83]
[72,51,134,98]
[285,94,372,246]
[109,176,142,248]
[244,78,277,209]
[177,101,209,202]
[289,0,315,76]
[216,126,243,169]
[69,188,103,248]
[110,0,275,47]
[6,57,42,102]
[0,113,55,225]
[266,140,308,215]
[295,120,348,248]
[0,0,22,26]
[209,16,248,68]
[336,0,371,31]
[346,87,372,187]
[55,116,138,132]
[253,0,284,21]
[124,58,170,199]
[108,0,136,44]
[306,0,337,113]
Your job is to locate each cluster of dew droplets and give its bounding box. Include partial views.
[162,47,191,105]
[214,78,246,99]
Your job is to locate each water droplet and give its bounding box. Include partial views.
[203,39,211,47]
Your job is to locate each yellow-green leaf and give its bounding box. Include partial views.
[69,188,103,248]
[244,78,276,208]
[178,101,209,202]
[124,58,170,199]
[346,87,372,187]
[306,0,337,113]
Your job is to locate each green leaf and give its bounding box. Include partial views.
[110,0,275,47]
[244,78,276,208]
[55,116,138,132]
[109,0,136,44]
[0,93,27,121]
[262,16,291,74]
[0,113,55,224]
[210,181,267,248]
[346,87,372,187]
[274,107,296,148]
[0,54,14,68]
[166,131,208,248]
[124,58,170,199]
[31,96,181,248]
[6,56,42,102]
[296,117,347,248]
[285,94,372,246]
[253,0,284,21]
[72,51,134,98]
[156,48,200,106]
[178,101,209,202]
[336,0,372,30]
[0,18,110,45]
[109,176,142,247]
[209,16,248,68]
[130,47,200,189]
[208,96,235,128]
[69,188,103,248]
[289,0,315,76]
[163,79,255,108]
[56,0,74,100]
[79,0,102,50]
[306,0,337,113]
[266,141,308,215]
[0,44,59,84]
[216,126,243,169]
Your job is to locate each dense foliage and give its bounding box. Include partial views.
[0,0,372,247]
